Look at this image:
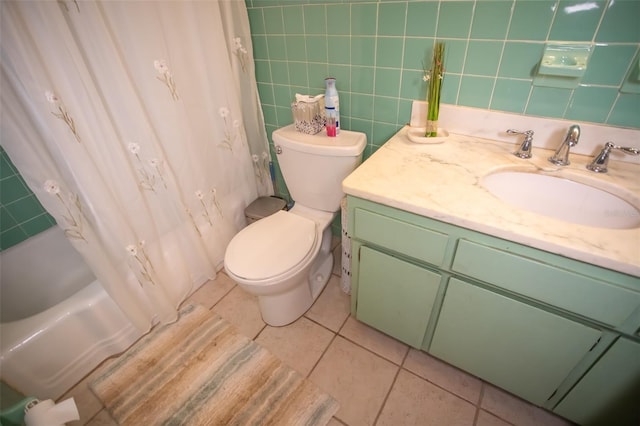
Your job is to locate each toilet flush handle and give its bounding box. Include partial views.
[275,145,282,154]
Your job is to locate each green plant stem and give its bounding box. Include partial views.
[426,42,445,137]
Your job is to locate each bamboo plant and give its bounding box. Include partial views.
[424,42,445,137]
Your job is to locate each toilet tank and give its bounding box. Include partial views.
[273,125,366,212]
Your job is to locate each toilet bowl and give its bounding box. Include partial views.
[224,124,366,326]
[225,205,335,326]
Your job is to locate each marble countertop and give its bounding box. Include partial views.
[343,126,640,277]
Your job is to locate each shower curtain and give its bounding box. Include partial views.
[0,1,272,331]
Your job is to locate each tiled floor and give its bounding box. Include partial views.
[62,242,573,426]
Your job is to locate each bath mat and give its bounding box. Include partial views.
[90,304,339,425]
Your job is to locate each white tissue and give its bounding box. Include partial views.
[24,398,80,426]
[410,100,428,128]
[295,93,324,103]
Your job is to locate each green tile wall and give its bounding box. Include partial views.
[0,147,56,251]
[246,0,640,162]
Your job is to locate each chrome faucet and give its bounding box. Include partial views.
[506,129,534,159]
[586,142,640,173]
[549,124,580,166]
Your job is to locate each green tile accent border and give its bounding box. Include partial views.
[0,147,56,251]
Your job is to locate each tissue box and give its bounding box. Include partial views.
[291,95,326,135]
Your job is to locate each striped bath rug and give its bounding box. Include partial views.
[90,304,339,425]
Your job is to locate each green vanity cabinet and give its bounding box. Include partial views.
[356,245,441,348]
[352,207,449,267]
[347,195,640,424]
[554,337,640,425]
[451,240,640,328]
[430,278,601,406]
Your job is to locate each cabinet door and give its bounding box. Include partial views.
[356,246,441,348]
[554,337,640,425]
[430,279,601,406]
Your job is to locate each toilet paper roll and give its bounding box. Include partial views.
[24,398,79,426]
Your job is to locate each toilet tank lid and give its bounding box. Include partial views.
[273,125,366,157]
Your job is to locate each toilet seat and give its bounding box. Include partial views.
[224,210,317,281]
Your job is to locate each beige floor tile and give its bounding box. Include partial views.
[309,336,398,426]
[184,272,236,309]
[84,409,118,426]
[403,349,483,404]
[377,369,477,426]
[305,275,350,332]
[476,409,514,426]
[211,285,265,339]
[327,418,347,426]
[481,384,573,426]
[339,316,408,365]
[255,316,334,377]
[58,366,111,425]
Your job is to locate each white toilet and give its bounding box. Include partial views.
[224,124,366,326]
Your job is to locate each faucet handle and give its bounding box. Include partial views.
[506,129,534,137]
[586,141,640,173]
[615,145,640,156]
[506,129,534,159]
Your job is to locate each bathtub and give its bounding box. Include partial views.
[0,226,143,399]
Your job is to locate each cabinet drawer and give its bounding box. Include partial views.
[430,278,601,406]
[357,246,440,348]
[452,240,640,327]
[353,208,449,267]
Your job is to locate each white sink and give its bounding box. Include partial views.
[482,171,640,229]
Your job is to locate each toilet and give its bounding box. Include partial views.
[224,124,366,326]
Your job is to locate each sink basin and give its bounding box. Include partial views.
[482,171,640,229]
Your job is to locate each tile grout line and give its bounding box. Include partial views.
[371,359,403,426]
[399,366,483,413]
[303,328,343,423]
[367,346,414,425]
[472,381,485,426]
[475,383,519,426]
[336,331,408,367]
[303,268,350,380]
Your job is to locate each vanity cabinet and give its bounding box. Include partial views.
[347,195,640,424]
[430,278,601,406]
[356,246,441,348]
[554,337,640,425]
[451,240,640,328]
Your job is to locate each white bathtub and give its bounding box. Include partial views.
[0,226,143,399]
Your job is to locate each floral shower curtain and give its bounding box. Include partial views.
[0,1,272,331]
